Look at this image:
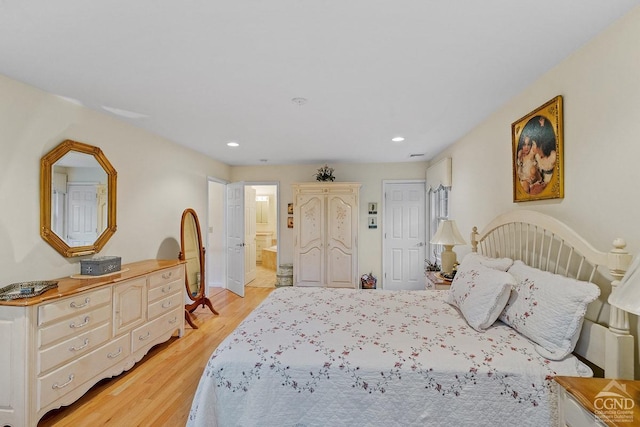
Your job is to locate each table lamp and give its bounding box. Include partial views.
[430,219,467,275]
[609,255,640,316]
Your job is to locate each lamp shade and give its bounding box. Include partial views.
[609,255,640,315]
[430,220,467,246]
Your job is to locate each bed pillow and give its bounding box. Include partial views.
[499,260,601,360]
[459,252,514,272]
[447,262,516,331]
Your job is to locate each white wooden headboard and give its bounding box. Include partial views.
[470,210,635,379]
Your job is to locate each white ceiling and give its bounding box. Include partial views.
[1,1,638,166]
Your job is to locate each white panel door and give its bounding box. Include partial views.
[226,182,245,297]
[244,187,257,284]
[66,184,98,245]
[383,182,426,290]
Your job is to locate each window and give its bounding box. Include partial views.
[428,185,450,265]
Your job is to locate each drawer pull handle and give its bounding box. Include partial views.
[52,374,75,389]
[69,316,91,329]
[162,272,173,279]
[69,338,89,352]
[107,347,123,359]
[162,285,172,293]
[70,297,90,309]
[139,331,151,341]
[162,301,172,309]
[168,316,178,324]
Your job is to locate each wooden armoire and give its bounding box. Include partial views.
[292,182,361,288]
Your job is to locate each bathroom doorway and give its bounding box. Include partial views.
[247,184,278,288]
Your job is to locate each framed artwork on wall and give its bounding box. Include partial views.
[512,95,564,202]
[287,216,293,228]
[287,203,293,215]
[368,216,377,229]
[368,203,377,214]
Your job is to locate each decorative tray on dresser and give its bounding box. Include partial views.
[0,259,185,427]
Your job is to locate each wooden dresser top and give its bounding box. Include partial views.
[555,376,640,427]
[0,259,184,307]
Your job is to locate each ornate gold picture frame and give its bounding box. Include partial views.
[512,96,564,202]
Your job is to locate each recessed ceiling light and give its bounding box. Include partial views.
[227,141,239,147]
[392,136,405,142]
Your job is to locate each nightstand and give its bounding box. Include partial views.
[425,271,452,290]
[555,376,640,426]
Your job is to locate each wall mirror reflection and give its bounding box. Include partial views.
[255,195,269,224]
[40,140,117,257]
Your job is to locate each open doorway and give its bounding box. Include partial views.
[249,184,278,288]
[206,179,279,295]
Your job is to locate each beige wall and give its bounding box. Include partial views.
[230,162,428,280]
[433,6,640,258]
[3,5,639,295]
[0,74,231,283]
[430,6,640,376]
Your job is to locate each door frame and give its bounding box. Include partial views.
[244,181,280,280]
[206,178,280,295]
[381,179,427,290]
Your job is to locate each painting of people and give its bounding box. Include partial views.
[512,96,564,202]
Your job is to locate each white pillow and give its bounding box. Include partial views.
[447,262,516,331]
[500,260,600,360]
[459,252,514,272]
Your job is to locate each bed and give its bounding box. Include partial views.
[187,210,635,426]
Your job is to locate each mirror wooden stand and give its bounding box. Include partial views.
[179,208,217,328]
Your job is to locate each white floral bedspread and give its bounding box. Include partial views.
[188,287,592,427]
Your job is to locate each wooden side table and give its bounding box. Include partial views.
[555,376,640,426]
[425,271,452,290]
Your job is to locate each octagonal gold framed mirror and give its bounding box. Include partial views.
[40,139,117,257]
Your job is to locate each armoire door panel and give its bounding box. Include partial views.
[327,195,354,250]
[327,249,352,287]
[298,196,324,249]
[298,247,323,285]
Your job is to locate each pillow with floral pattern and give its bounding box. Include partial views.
[447,262,516,331]
[459,252,514,272]
[499,260,600,360]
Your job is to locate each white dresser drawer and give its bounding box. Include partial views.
[148,279,181,303]
[148,292,183,320]
[38,322,111,375]
[131,308,181,353]
[148,265,184,289]
[37,333,130,411]
[38,304,111,348]
[38,288,111,326]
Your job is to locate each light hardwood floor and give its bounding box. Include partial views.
[38,286,274,427]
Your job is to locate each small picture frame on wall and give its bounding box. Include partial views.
[287,216,293,228]
[512,95,564,202]
[287,203,293,215]
[368,203,377,214]
[368,216,377,229]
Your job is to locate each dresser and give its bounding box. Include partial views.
[292,182,360,288]
[555,376,640,426]
[0,259,185,427]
